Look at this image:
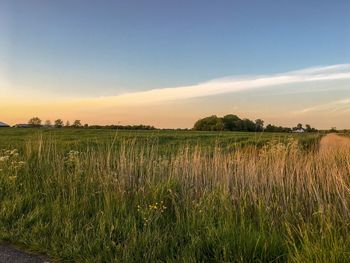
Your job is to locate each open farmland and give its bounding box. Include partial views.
[0,128,320,152]
[2,129,350,262]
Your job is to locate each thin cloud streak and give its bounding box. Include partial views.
[295,99,350,114]
[78,64,350,106]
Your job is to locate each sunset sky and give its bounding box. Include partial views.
[1,0,350,128]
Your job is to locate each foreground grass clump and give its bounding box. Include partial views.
[0,135,349,262]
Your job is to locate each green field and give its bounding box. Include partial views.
[0,128,320,151]
[2,129,350,262]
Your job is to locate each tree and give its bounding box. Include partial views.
[214,118,224,131]
[44,120,52,127]
[265,124,275,132]
[223,114,241,131]
[72,120,82,128]
[305,124,312,132]
[54,119,64,128]
[264,124,291,133]
[305,124,317,132]
[193,115,224,131]
[255,119,264,132]
[65,121,70,128]
[28,117,42,127]
[297,123,303,129]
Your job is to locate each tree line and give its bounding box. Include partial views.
[26,117,156,130]
[193,114,317,132]
[24,116,317,132]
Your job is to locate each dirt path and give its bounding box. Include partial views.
[319,133,350,153]
[0,245,50,263]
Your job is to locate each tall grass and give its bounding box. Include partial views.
[0,135,349,262]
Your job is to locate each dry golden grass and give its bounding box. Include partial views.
[320,133,350,153]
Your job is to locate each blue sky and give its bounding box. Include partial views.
[1,0,350,128]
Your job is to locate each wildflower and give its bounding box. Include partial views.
[0,156,9,162]
[10,149,19,157]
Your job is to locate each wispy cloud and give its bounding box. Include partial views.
[295,99,350,114]
[79,64,350,106]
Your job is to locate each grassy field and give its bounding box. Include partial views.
[0,128,320,151]
[2,129,349,262]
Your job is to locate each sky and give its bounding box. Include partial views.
[0,0,350,128]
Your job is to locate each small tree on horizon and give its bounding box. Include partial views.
[54,119,64,128]
[72,120,82,128]
[255,119,264,132]
[44,120,52,127]
[28,117,42,127]
[305,124,312,132]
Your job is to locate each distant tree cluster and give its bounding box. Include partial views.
[27,117,155,130]
[193,115,264,132]
[193,115,317,133]
[87,125,156,130]
[264,124,291,133]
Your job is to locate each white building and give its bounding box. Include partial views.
[293,128,305,133]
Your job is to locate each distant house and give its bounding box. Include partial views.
[0,122,10,128]
[293,128,305,133]
[14,124,30,128]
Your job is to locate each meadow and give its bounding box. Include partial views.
[0,128,320,152]
[1,128,349,262]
